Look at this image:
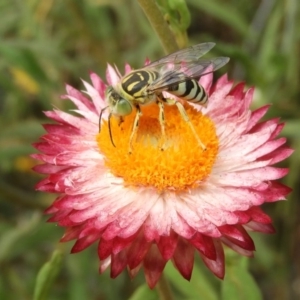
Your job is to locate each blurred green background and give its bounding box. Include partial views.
[0,0,299,299]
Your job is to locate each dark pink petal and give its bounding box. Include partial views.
[111,251,127,278]
[157,231,178,260]
[189,233,216,260]
[127,234,150,269]
[43,124,79,135]
[98,238,114,260]
[112,235,137,255]
[144,58,151,65]
[47,209,72,223]
[172,239,194,280]
[219,225,255,251]
[57,215,80,227]
[52,194,88,210]
[250,119,280,137]
[247,207,272,224]
[71,232,100,253]
[32,164,67,174]
[229,82,245,99]
[245,221,275,234]
[270,123,284,139]
[33,142,64,155]
[143,246,167,289]
[221,237,254,257]
[233,211,251,224]
[35,180,56,192]
[61,225,84,242]
[79,222,105,239]
[200,239,225,279]
[264,182,292,202]
[243,88,254,110]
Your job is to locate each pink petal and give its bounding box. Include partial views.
[219,225,255,250]
[143,245,167,289]
[172,238,194,280]
[71,232,100,253]
[90,71,107,100]
[127,234,151,269]
[189,233,217,260]
[200,239,225,279]
[98,238,113,260]
[111,250,127,278]
[157,231,178,260]
[247,105,271,131]
[106,64,121,86]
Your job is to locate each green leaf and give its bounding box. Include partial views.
[221,257,263,300]
[33,250,63,300]
[128,284,158,300]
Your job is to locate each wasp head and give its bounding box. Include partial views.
[105,86,132,116]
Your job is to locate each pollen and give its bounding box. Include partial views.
[97,103,219,192]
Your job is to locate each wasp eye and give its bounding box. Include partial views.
[115,99,132,116]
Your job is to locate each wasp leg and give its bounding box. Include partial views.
[166,99,206,150]
[99,106,109,133]
[108,113,116,147]
[129,105,142,154]
[157,100,166,150]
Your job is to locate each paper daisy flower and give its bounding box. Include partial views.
[32,64,292,288]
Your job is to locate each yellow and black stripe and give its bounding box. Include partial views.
[167,79,208,105]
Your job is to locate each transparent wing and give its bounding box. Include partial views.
[148,42,216,67]
[139,42,229,92]
[147,56,229,92]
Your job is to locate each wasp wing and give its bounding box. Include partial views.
[147,56,229,92]
[148,42,215,67]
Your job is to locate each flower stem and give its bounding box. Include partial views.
[156,273,174,300]
[137,0,179,54]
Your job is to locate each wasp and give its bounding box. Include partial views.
[99,42,229,153]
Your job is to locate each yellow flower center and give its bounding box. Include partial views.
[97,103,218,192]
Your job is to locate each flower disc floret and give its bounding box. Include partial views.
[97,103,218,191]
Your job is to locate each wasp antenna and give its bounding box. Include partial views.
[108,112,116,147]
[99,106,109,133]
